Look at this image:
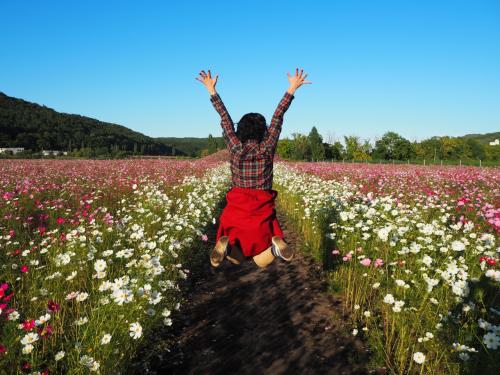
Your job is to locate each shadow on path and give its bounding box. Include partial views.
[130,212,381,375]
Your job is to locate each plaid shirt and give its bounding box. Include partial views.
[210,91,294,190]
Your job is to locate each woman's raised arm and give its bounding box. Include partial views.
[196,70,241,152]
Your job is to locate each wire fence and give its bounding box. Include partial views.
[290,158,500,167]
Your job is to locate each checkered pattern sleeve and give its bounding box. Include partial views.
[210,93,242,153]
[261,91,294,154]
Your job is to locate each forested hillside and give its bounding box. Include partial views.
[0,92,184,157]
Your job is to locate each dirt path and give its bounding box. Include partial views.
[131,211,382,375]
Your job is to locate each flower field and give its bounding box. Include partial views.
[274,162,499,374]
[1,155,498,375]
[0,159,230,374]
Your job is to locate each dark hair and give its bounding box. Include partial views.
[235,113,267,143]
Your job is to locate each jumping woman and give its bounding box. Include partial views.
[196,68,311,268]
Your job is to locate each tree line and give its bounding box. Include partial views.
[275,128,499,163]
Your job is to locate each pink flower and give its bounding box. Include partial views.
[360,258,371,266]
[374,258,384,267]
[0,344,7,354]
[2,192,13,200]
[20,265,29,273]
[201,234,208,242]
[342,252,353,262]
[56,217,65,225]
[331,249,340,255]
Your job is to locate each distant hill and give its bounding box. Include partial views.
[461,131,500,144]
[156,136,225,157]
[0,92,184,156]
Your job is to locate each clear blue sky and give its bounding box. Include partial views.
[1,0,499,142]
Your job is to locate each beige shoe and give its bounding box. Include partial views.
[227,243,245,265]
[253,246,275,268]
[210,236,229,267]
[272,236,293,261]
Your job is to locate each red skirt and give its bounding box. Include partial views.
[215,186,284,257]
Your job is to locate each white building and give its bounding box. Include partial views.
[0,147,25,154]
[489,139,499,146]
[42,150,68,156]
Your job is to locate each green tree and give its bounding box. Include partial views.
[308,126,325,161]
[277,138,294,159]
[207,134,218,154]
[291,133,311,160]
[373,132,413,160]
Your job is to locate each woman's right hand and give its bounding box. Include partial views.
[287,68,312,95]
[196,69,219,95]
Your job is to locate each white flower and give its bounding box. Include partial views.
[101,333,112,345]
[21,332,39,345]
[395,279,406,287]
[413,352,425,364]
[352,328,358,336]
[129,322,143,339]
[372,282,380,289]
[421,255,433,266]
[8,311,20,320]
[94,259,107,272]
[55,351,65,361]
[112,288,134,305]
[76,292,89,302]
[90,361,100,372]
[75,317,88,326]
[485,269,500,282]
[383,294,395,304]
[451,240,465,252]
[392,300,405,312]
[22,344,34,354]
[80,355,94,367]
[483,332,500,350]
[377,226,392,242]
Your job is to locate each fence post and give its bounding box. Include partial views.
[459,159,462,166]
[441,160,443,166]
[479,159,482,167]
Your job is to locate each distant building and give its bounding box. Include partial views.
[42,150,68,156]
[0,147,25,154]
[489,139,499,146]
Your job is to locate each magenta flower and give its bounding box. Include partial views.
[47,300,60,313]
[20,265,29,273]
[201,234,208,242]
[22,319,36,331]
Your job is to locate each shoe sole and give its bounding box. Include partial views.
[210,236,229,267]
[272,236,293,261]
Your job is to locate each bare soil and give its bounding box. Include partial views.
[130,211,386,375]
